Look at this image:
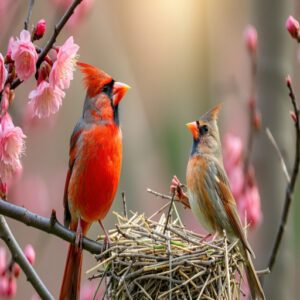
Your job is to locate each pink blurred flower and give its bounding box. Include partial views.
[223,133,262,228]
[286,15,300,39]
[6,277,17,297]
[80,281,102,300]
[24,244,35,265]
[244,25,257,53]
[0,247,6,275]
[223,133,243,169]
[34,19,46,40]
[0,53,7,92]
[49,36,79,89]
[1,85,10,115]
[0,275,9,296]
[227,165,244,198]
[11,30,38,81]
[6,37,14,61]
[50,0,94,28]
[28,80,65,118]
[0,113,26,182]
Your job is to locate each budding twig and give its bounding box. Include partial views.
[24,0,35,30]
[265,127,290,183]
[10,0,83,90]
[0,199,103,254]
[268,77,300,272]
[0,215,54,300]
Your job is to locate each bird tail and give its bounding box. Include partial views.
[242,246,266,300]
[59,221,89,300]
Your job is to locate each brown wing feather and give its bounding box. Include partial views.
[215,166,255,257]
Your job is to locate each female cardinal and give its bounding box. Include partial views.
[171,104,265,300]
[59,62,129,300]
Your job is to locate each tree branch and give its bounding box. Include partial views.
[267,78,300,271]
[0,199,103,254]
[24,0,35,30]
[0,215,54,300]
[10,0,83,90]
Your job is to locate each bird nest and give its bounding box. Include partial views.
[87,203,246,299]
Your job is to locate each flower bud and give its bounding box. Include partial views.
[286,75,292,87]
[253,111,261,130]
[12,263,21,278]
[286,16,300,39]
[6,277,17,297]
[244,25,257,53]
[290,111,297,123]
[34,19,46,40]
[24,244,35,265]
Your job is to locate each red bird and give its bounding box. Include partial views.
[59,62,129,300]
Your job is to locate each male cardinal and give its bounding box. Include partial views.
[171,104,265,300]
[59,62,129,300]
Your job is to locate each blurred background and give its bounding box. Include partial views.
[0,0,298,299]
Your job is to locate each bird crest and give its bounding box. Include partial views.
[201,103,222,122]
[77,62,112,97]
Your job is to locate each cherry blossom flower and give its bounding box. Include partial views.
[223,133,262,228]
[10,30,38,81]
[6,277,17,297]
[28,80,65,118]
[0,113,26,182]
[0,53,7,92]
[49,36,79,89]
[50,0,94,28]
[0,246,6,275]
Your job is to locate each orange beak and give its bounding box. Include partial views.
[113,82,130,106]
[186,121,199,140]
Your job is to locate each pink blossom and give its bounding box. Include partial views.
[11,30,38,81]
[227,165,244,198]
[49,36,79,89]
[0,247,6,275]
[238,184,262,228]
[244,25,257,53]
[50,0,94,28]
[6,277,17,297]
[6,37,14,61]
[223,133,243,168]
[0,275,8,296]
[286,15,300,39]
[24,244,35,265]
[0,53,7,92]
[34,19,46,40]
[80,281,102,300]
[0,113,26,182]
[28,80,65,118]
[1,85,9,115]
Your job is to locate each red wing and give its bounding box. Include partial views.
[63,124,83,227]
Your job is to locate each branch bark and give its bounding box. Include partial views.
[0,215,54,300]
[0,199,103,254]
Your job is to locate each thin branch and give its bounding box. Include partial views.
[268,78,300,271]
[10,0,83,90]
[244,46,259,174]
[24,0,35,30]
[0,199,103,254]
[121,191,128,218]
[0,215,54,299]
[163,191,175,234]
[265,127,290,183]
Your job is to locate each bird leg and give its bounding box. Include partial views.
[170,175,190,209]
[75,217,83,252]
[98,220,111,251]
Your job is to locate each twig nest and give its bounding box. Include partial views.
[88,207,245,299]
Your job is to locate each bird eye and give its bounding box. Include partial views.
[102,85,109,94]
[200,125,208,135]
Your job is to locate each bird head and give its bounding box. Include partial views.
[186,103,223,158]
[77,62,130,124]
